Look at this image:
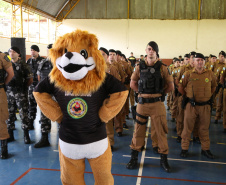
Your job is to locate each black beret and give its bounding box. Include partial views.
[211,54,217,58]
[189,51,196,56]
[184,54,190,58]
[109,49,116,54]
[195,53,205,60]
[99,47,109,56]
[47,44,53,49]
[174,58,180,62]
[10,46,20,55]
[116,50,122,56]
[147,41,159,54]
[31,45,40,52]
[219,50,226,57]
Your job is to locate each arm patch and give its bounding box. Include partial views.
[4,55,10,62]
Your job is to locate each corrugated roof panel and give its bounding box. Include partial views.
[36,0,68,17]
[152,0,174,19]
[130,0,152,19]
[86,0,106,19]
[175,0,198,19]
[106,0,127,19]
[202,0,221,19]
[67,0,86,19]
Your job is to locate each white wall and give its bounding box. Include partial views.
[0,37,48,57]
[1,19,226,59]
[57,19,226,59]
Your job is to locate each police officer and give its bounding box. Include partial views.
[214,51,226,124]
[178,53,216,159]
[220,65,226,133]
[108,49,125,137]
[26,45,44,130]
[99,47,121,151]
[116,51,132,127]
[7,47,33,144]
[128,52,136,67]
[34,44,53,148]
[126,41,174,172]
[0,52,14,159]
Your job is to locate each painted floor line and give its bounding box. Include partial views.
[136,119,151,185]
[123,155,226,165]
[11,167,226,185]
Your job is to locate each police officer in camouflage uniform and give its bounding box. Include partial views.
[7,47,33,144]
[26,45,44,130]
[34,44,53,148]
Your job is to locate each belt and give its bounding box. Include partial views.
[138,97,161,104]
[0,84,4,88]
[188,98,210,106]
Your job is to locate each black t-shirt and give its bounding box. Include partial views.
[34,73,127,144]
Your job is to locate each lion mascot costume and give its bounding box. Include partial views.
[33,29,128,185]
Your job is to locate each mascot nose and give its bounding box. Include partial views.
[65,52,73,60]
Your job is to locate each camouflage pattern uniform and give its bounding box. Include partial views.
[6,59,32,130]
[26,55,44,125]
[37,58,52,133]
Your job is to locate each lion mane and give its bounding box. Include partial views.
[49,29,106,95]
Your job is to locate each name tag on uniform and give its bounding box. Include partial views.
[189,78,199,81]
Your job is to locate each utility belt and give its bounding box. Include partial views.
[188,98,212,107]
[138,96,161,104]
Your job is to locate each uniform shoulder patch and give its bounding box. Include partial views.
[4,55,10,62]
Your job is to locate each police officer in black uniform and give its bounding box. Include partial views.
[34,44,53,148]
[7,47,33,144]
[26,45,44,130]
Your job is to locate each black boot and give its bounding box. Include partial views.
[201,150,214,159]
[153,147,159,154]
[160,154,171,172]
[123,123,129,129]
[34,133,50,148]
[1,140,8,159]
[28,119,34,130]
[117,132,122,137]
[24,129,31,144]
[176,136,182,143]
[193,137,201,144]
[126,150,138,169]
[180,150,188,158]
[7,129,15,142]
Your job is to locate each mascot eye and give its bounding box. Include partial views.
[65,48,68,53]
[80,49,88,59]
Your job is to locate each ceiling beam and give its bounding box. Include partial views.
[4,0,56,20]
[198,0,202,20]
[55,0,80,22]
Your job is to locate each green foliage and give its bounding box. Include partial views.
[0,0,11,19]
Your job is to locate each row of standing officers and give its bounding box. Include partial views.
[1,41,224,174]
[0,44,53,159]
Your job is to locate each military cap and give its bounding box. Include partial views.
[195,53,205,60]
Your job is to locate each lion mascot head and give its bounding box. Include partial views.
[49,29,106,95]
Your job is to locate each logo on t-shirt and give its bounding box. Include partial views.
[67,98,88,119]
